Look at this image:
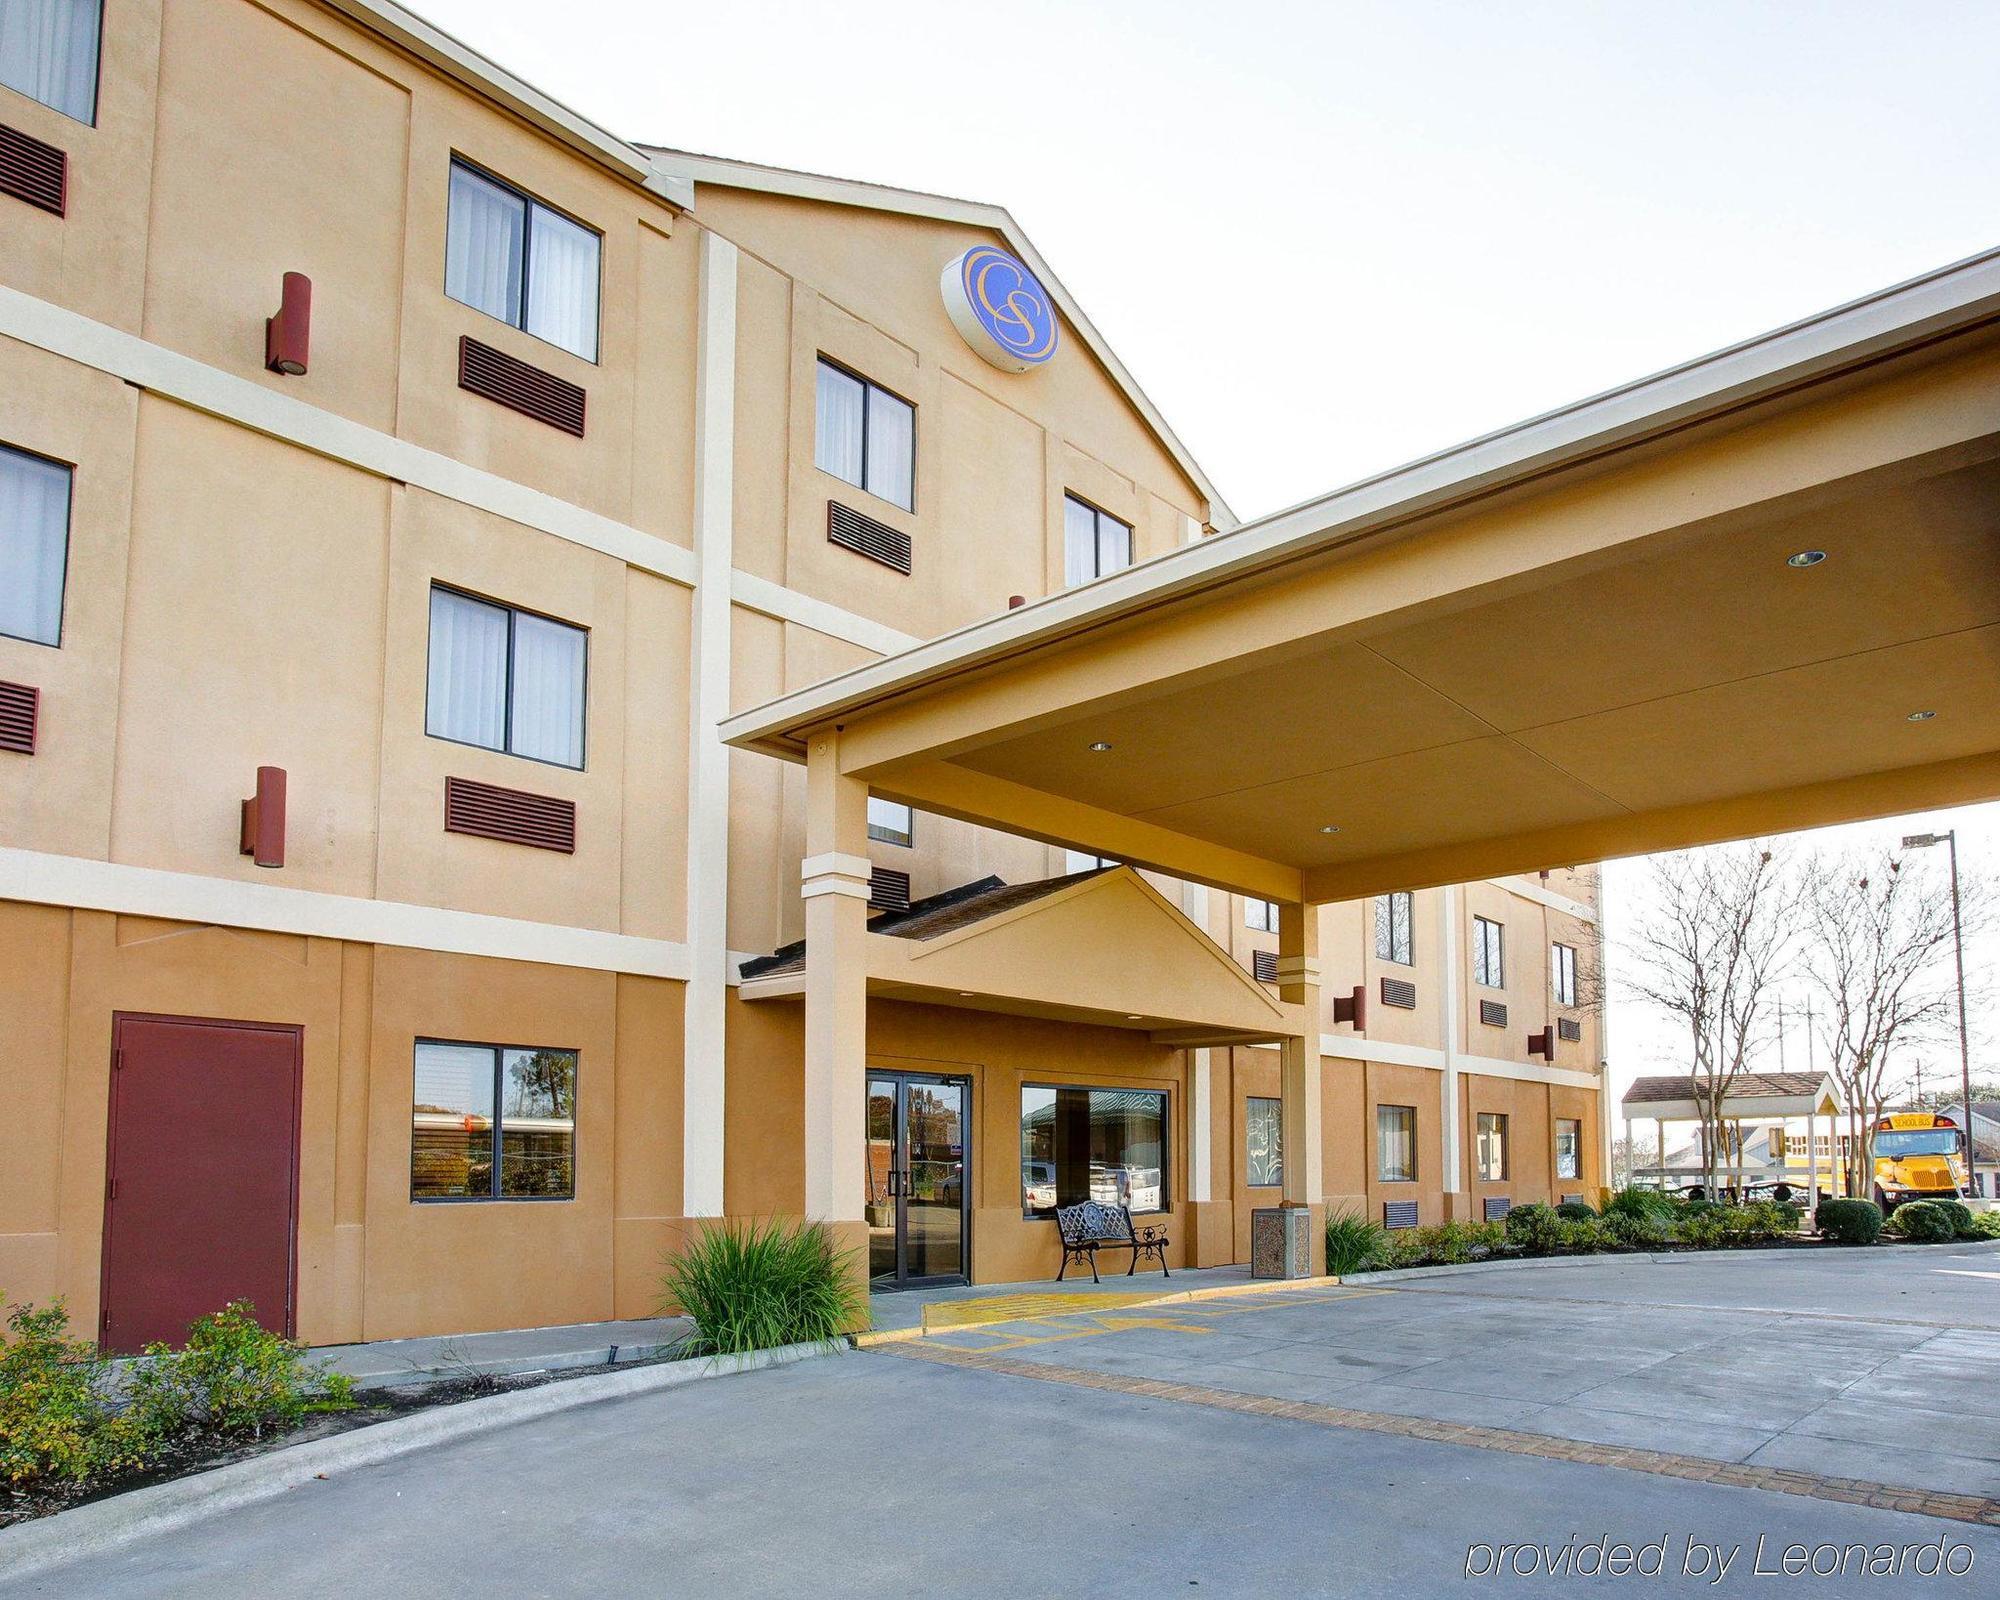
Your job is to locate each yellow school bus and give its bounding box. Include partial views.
[1869,1112,1968,1209]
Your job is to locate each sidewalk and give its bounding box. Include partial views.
[315,1316,692,1390]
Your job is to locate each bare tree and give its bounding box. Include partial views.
[1622,842,1799,1195]
[1800,848,1979,1199]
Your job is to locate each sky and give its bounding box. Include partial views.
[415,0,1997,1117]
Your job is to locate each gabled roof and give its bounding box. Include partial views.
[639,147,1235,529]
[1625,1072,1832,1105]
[1622,1071,1844,1122]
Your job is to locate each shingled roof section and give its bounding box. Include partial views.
[1622,1072,1828,1106]
[737,868,1115,981]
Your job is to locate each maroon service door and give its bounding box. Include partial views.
[101,1015,303,1353]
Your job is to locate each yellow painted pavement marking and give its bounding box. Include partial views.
[921,1291,1160,1330]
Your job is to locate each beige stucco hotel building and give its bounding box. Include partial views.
[1,0,1690,1350]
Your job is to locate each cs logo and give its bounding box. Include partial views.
[941,246,1059,372]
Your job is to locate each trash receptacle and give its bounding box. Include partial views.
[1251,1204,1312,1279]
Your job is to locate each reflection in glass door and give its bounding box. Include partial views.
[864,1072,969,1289]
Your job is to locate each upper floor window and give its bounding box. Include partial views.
[1243,897,1278,933]
[0,0,100,124]
[445,160,601,362]
[867,797,913,847]
[1374,891,1413,966]
[0,442,71,647]
[426,585,586,769]
[815,358,913,511]
[1551,941,1578,1007]
[1063,494,1132,587]
[1472,915,1505,988]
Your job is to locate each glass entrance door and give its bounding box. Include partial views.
[865,1072,970,1289]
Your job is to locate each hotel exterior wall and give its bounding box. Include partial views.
[0,900,684,1342]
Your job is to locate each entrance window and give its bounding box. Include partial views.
[1246,1096,1282,1188]
[1377,1104,1416,1182]
[1021,1085,1167,1217]
[412,1040,577,1201]
[1063,494,1132,587]
[1476,1112,1509,1182]
[1555,1118,1582,1181]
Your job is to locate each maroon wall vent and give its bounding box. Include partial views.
[868,866,912,913]
[458,336,586,436]
[239,765,287,869]
[1483,1196,1513,1222]
[266,272,312,375]
[1252,949,1279,984]
[444,775,576,852]
[1479,999,1509,1028]
[0,680,39,754]
[1331,984,1367,1028]
[827,500,912,575]
[1382,1200,1419,1230]
[1380,976,1417,1010]
[1557,1016,1583,1043]
[0,122,67,216]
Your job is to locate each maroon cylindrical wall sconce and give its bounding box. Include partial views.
[1008,595,1026,609]
[240,766,288,868]
[1331,984,1368,1029]
[265,272,312,376]
[1526,1026,1556,1062]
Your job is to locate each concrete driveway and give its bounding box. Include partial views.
[4,1248,1996,1598]
[914,1244,2000,1498]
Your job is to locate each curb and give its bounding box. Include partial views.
[1340,1235,2000,1286]
[0,1339,845,1583]
[853,1273,1346,1346]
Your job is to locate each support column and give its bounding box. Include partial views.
[1277,901,1325,1274]
[801,731,871,1307]
[1806,1109,1819,1210]
[1440,886,1468,1220]
[681,230,738,1221]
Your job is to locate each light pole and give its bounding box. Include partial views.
[1902,831,1976,1199]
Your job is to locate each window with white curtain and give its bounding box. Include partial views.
[814,358,913,511]
[0,442,72,647]
[426,586,586,768]
[445,160,601,362]
[1063,494,1132,587]
[1243,897,1278,932]
[866,797,913,847]
[0,0,102,124]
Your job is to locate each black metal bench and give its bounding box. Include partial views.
[1054,1200,1169,1283]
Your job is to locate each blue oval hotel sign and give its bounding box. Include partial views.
[941,245,1059,372]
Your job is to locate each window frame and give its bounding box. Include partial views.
[1244,897,1279,933]
[1020,1081,1170,1220]
[410,1036,578,1204]
[1555,1117,1582,1182]
[1063,850,1118,874]
[866,796,914,848]
[814,355,916,512]
[1473,915,1506,989]
[0,0,103,126]
[0,440,73,649]
[424,583,590,771]
[1376,1103,1417,1184]
[1551,941,1578,1007]
[1476,1111,1509,1182]
[444,157,604,364]
[1246,1095,1283,1189]
[1374,891,1413,966]
[1062,492,1134,586]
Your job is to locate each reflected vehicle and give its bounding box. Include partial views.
[1089,1163,1162,1213]
[1023,1161,1057,1212]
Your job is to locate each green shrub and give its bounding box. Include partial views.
[1966,1210,2000,1240]
[1505,1203,1566,1255]
[126,1302,353,1442]
[662,1219,863,1356]
[1737,1200,1804,1244]
[1559,1217,1618,1253]
[1885,1201,1956,1243]
[1554,1200,1597,1221]
[1602,1185,1677,1223]
[1603,1210,1672,1249]
[0,1297,149,1487]
[1676,1209,1736,1249]
[1323,1209,1389,1276]
[1933,1200,1975,1238]
[1815,1198,1884,1246]
[1382,1219,1503,1268]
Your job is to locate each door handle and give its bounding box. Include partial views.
[886,1169,901,1197]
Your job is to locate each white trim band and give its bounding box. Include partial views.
[0,848,691,979]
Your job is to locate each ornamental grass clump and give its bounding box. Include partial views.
[662,1219,862,1356]
[1322,1209,1390,1276]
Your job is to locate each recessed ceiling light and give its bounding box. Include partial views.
[957,991,974,997]
[1907,709,1937,722]
[1125,1014,1144,1021]
[1088,741,1113,752]
[1786,550,1827,568]
[1319,825,1341,834]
